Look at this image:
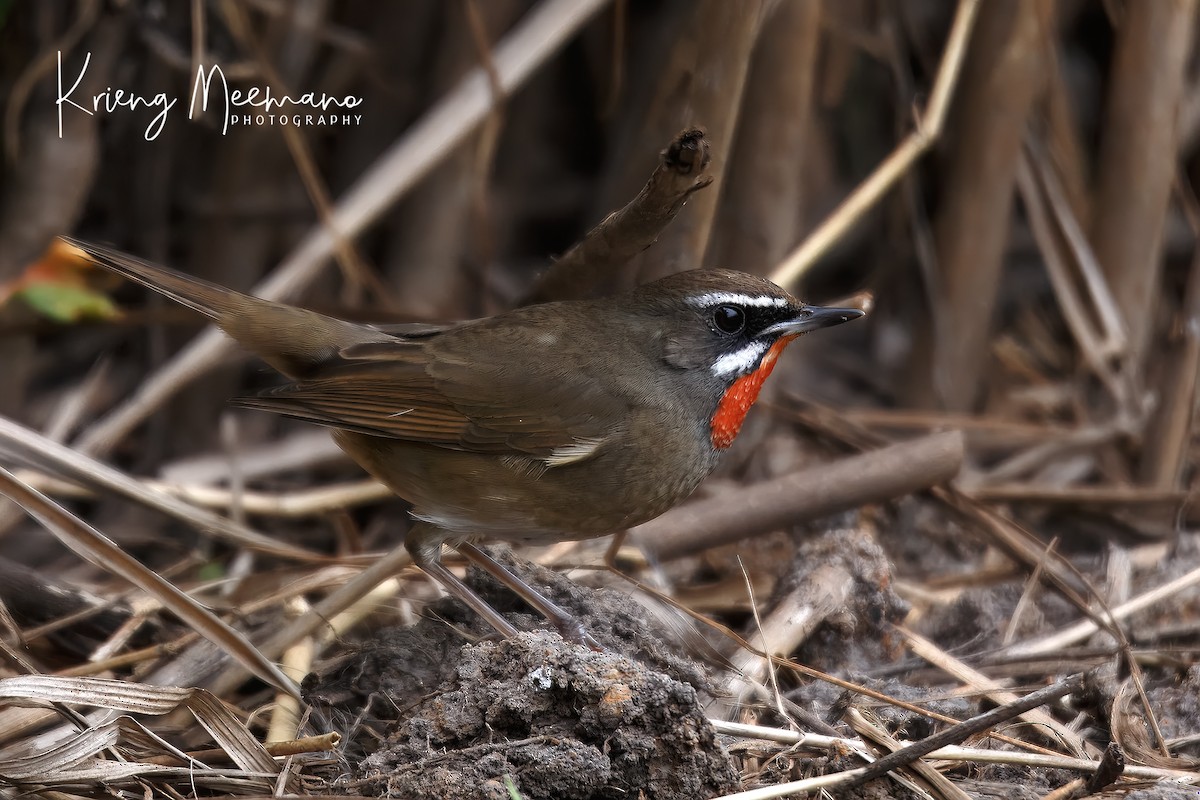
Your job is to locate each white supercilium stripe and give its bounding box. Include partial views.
[688,292,789,308]
[711,341,769,376]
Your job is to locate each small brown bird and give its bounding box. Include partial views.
[65,237,862,643]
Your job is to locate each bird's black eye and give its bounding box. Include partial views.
[712,305,746,335]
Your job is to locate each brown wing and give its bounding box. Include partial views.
[234,316,626,461]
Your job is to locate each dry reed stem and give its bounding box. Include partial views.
[634,429,963,561]
[1017,144,1127,400]
[723,561,852,710]
[1089,0,1196,377]
[910,0,1049,410]
[218,1,386,305]
[266,597,312,743]
[206,541,415,699]
[709,0,821,271]
[14,469,392,517]
[1138,176,1200,488]
[770,0,981,288]
[601,1,777,285]
[391,1,525,318]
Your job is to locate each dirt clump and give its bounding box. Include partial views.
[356,630,739,800]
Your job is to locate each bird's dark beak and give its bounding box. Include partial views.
[766,305,865,336]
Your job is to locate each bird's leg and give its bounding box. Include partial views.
[457,542,601,650]
[405,531,520,639]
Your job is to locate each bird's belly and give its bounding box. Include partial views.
[333,430,717,543]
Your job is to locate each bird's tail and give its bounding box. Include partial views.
[62,236,388,378]
[62,236,246,320]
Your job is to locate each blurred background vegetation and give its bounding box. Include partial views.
[2,2,1200,794]
[0,0,1196,630]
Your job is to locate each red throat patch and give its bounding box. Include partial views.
[710,335,798,449]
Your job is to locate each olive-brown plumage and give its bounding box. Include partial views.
[65,237,862,642]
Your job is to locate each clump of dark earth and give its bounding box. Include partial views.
[1149,665,1200,751]
[304,547,737,798]
[957,768,1063,800]
[1125,785,1200,800]
[789,677,975,741]
[914,580,1077,652]
[355,630,740,800]
[307,547,714,722]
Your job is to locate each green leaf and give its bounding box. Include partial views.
[16,282,119,323]
[197,561,227,582]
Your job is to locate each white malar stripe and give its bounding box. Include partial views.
[711,341,769,377]
[688,292,789,309]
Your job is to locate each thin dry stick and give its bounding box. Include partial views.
[1026,140,1128,360]
[1,0,100,162]
[602,562,1051,753]
[524,128,714,303]
[266,597,312,744]
[934,488,1097,629]
[41,359,110,445]
[608,0,776,284]
[1039,743,1125,800]
[159,429,343,485]
[0,416,320,560]
[914,0,1048,411]
[845,707,973,800]
[900,627,1087,756]
[1003,537,1056,646]
[844,673,1086,788]
[711,721,1192,783]
[1007,560,1200,656]
[724,560,852,709]
[770,0,980,288]
[74,0,613,457]
[711,768,870,800]
[189,0,205,85]
[737,556,788,724]
[1085,567,1170,759]
[1089,0,1197,373]
[968,483,1195,508]
[787,403,1126,640]
[1016,148,1125,400]
[970,421,1127,486]
[709,0,821,271]
[59,564,371,677]
[14,469,391,518]
[947,484,1173,753]
[461,0,509,283]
